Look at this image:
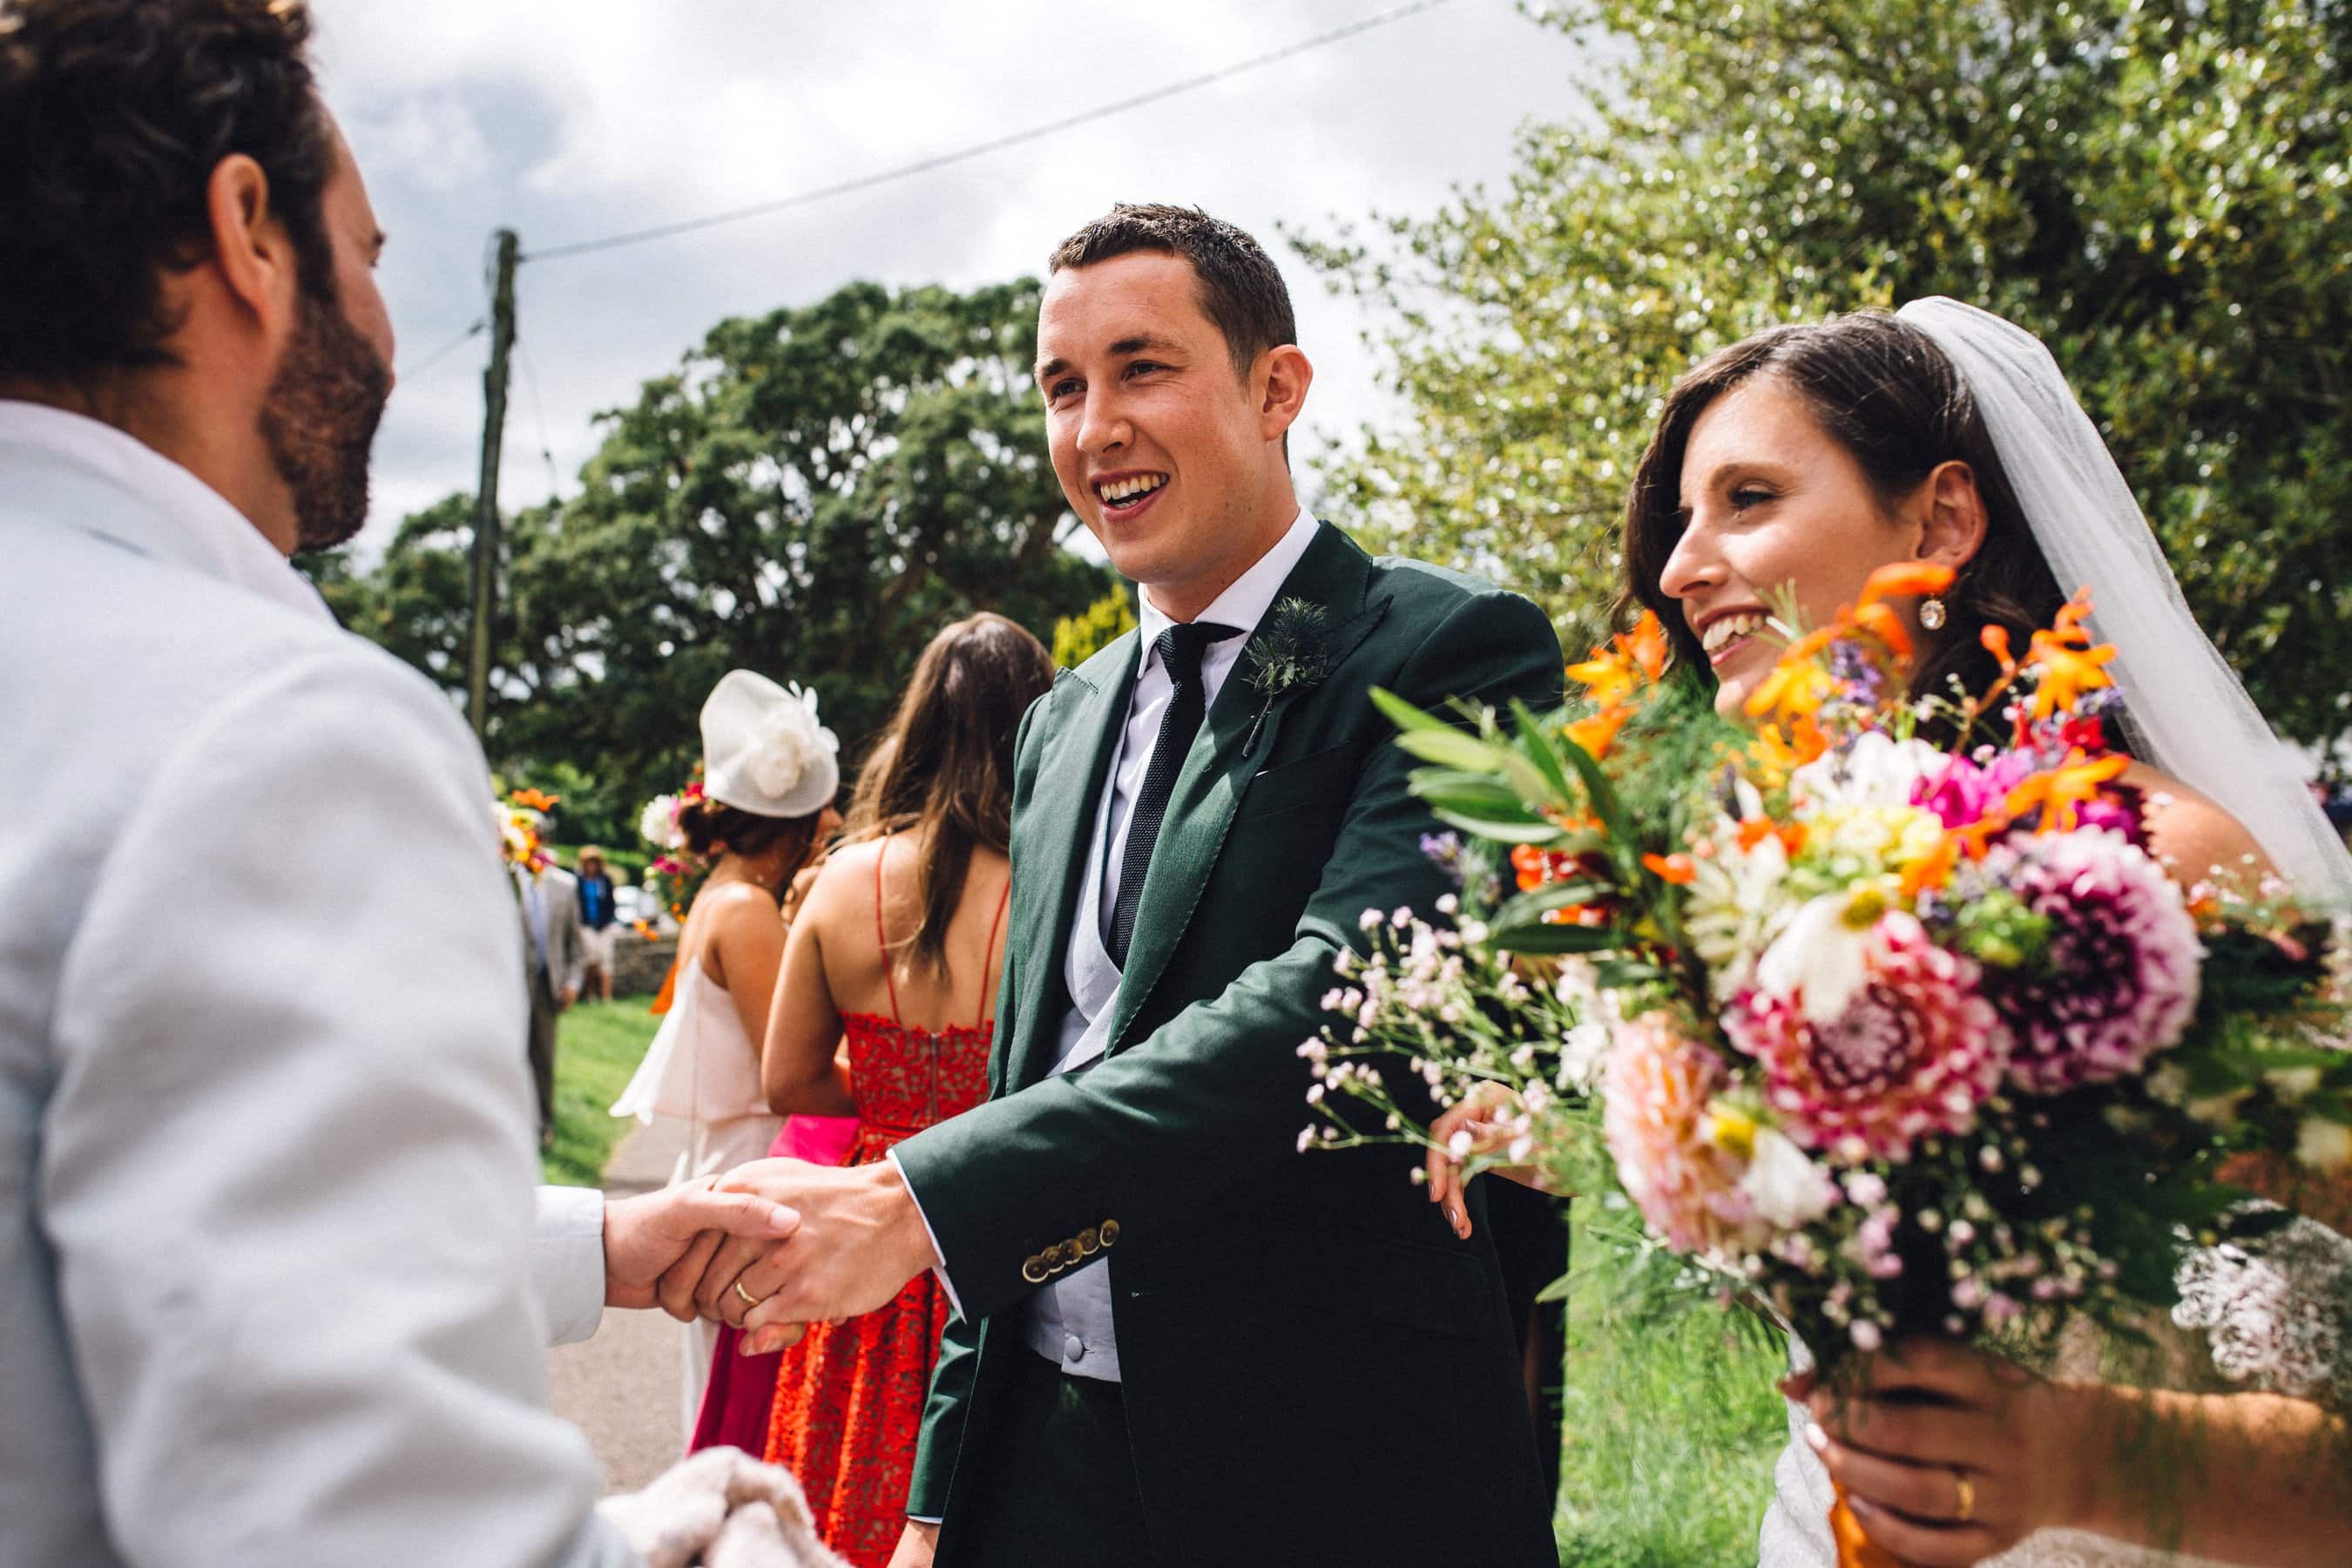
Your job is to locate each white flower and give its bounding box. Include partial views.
[748,684,838,799]
[1791,732,1948,809]
[2266,1066,2324,1103]
[638,793,685,851]
[1738,1125,1839,1229]
[1683,822,1799,1000]
[1754,892,1877,1025]
[1558,1022,1611,1092]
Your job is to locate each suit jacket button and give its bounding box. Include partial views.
[1021,1256,1049,1284]
[1075,1227,1100,1255]
[1099,1220,1120,1247]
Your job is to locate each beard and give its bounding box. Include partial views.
[259,285,393,553]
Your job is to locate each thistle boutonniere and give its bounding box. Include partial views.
[1242,597,1334,751]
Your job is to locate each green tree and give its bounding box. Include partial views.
[1051,583,1139,667]
[1302,0,2352,748]
[333,278,1111,812]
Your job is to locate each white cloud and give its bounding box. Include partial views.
[308,0,1593,553]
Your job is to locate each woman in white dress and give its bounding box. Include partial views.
[1606,301,2352,1566]
[613,669,843,1438]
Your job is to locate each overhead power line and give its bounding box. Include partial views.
[397,317,486,380]
[524,0,1456,264]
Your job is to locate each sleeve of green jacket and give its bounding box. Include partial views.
[893,587,1561,1326]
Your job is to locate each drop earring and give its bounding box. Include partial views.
[1919,596,1947,632]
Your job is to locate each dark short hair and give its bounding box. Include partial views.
[679,797,827,865]
[1049,203,1298,378]
[0,0,338,380]
[1619,310,2070,737]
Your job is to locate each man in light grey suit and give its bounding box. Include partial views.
[520,856,591,1146]
[0,3,827,1563]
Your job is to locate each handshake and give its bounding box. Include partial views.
[607,1156,943,1355]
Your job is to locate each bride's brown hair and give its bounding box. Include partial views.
[1619,310,2072,732]
[841,612,1055,976]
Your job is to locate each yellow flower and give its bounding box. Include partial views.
[1743,656,1836,725]
[2003,749,2129,835]
[1703,1104,1758,1159]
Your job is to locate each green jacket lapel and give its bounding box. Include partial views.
[1105,522,1389,1051]
[1001,633,1139,1092]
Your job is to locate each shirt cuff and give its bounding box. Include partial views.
[531,1184,608,1347]
[887,1149,963,1320]
[907,1516,943,1525]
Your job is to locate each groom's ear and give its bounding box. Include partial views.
[1255,343,1314,449]
[1916,458,1989,572]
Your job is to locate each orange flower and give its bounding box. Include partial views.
[2004,749,2130,834]
[1856,561,1956,607]
[1642,852,1698,885]
[1619,611,1670,682]
[1566,646,1637,707]
[1980,624,2016,671]
[510,787,562,812]
[1899,835,1962,899]
[1750,715,1831,776]
[1848,600,1913,663]
[1511,842,1550,892]
[2027,630,2117,720]
[1743,656,1837,724]
[1565,704,1631,760]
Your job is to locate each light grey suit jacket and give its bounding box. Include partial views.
[1,429,635,1565]
[521,864,590,1001]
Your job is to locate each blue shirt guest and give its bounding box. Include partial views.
[577,845,621,1003]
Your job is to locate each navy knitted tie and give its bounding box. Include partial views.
[1109,620,1240,966]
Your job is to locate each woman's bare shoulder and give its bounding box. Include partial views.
[2120,761,2270,888]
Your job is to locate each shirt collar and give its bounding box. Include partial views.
[0,398,333,625]
[1134,509,1318,672]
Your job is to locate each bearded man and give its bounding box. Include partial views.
[0,3,829,1563]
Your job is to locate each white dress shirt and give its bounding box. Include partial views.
[0,401,628,1565]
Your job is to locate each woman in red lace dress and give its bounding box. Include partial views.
[754,613,1055,1568]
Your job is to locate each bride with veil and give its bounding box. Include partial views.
[1605,298,2352,1565]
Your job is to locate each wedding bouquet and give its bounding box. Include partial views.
[1307,564,2351,1547]
[636,774,708,934]
[497,786,558,872]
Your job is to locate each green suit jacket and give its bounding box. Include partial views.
[896,522,1562,1565]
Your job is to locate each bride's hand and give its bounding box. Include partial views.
[1424,1083,1552,1239]
[1802,1337,2094,1566]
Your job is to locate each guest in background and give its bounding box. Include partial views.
[575,845,620,1003]
[752,613,1053,1568]
[515,821,587,1151]
[614,670,842,1438]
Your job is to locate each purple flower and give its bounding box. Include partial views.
[1977,829,2203,1093]
[1421,831,1465,886]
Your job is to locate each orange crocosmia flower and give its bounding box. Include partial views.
[1565,705,1630,760]
[1734,817,1777,852]
[1900,835,1962,900]
[1510,843,1549,892]
[1980,624,2016,669]
[510,787,562,812]
[2026,631,2117,719]
[2004,749,2130,835]
[1618,611,1671,682]
[1642,852,1699,885]
[1742,655,1836,723]
[1848,601,1913,663]
[1565,650,1636,708]
[1788,713,1829,765]
[1857,561,1956,607]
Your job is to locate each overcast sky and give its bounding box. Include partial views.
[312,0,1597,556]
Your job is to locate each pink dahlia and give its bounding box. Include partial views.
[1601,1016,1747,1254]
[1727,911,2008,1162]
[1978,829,2201,1093]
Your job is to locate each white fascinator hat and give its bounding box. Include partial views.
[700,670,841,819]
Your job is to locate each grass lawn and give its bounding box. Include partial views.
[1554,1204,1791,1565]
[540,998,664,1187]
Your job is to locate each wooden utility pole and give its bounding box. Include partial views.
[466,227,520,740]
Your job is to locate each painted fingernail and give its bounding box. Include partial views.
[1803,1422,1828,1453]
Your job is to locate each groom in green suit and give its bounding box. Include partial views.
[704,205,1561,1566]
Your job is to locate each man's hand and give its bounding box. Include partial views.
[885,1520,939,1567]
[559,983,580,1010]
[604,1180,801,1315]
[657,1158,938,1349]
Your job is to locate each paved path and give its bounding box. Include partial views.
[546,1116,690,1495]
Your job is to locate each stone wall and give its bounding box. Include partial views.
[610,934,679,999]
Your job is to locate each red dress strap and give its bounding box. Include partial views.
[974,876,1011,1027]
[874,839,904,1027]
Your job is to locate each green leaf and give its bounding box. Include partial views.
[1432,809,1566,846]
[1511,699,1578,804]
[1369,685,1457,736]
[1396,727,1511,773]
[1489,920,1623,955]
[1494,880,1609,929]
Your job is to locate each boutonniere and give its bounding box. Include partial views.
[1242,597,1335,751]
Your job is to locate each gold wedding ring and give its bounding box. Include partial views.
[733,1279,761,1308]
[1952,1470,1976,1524]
